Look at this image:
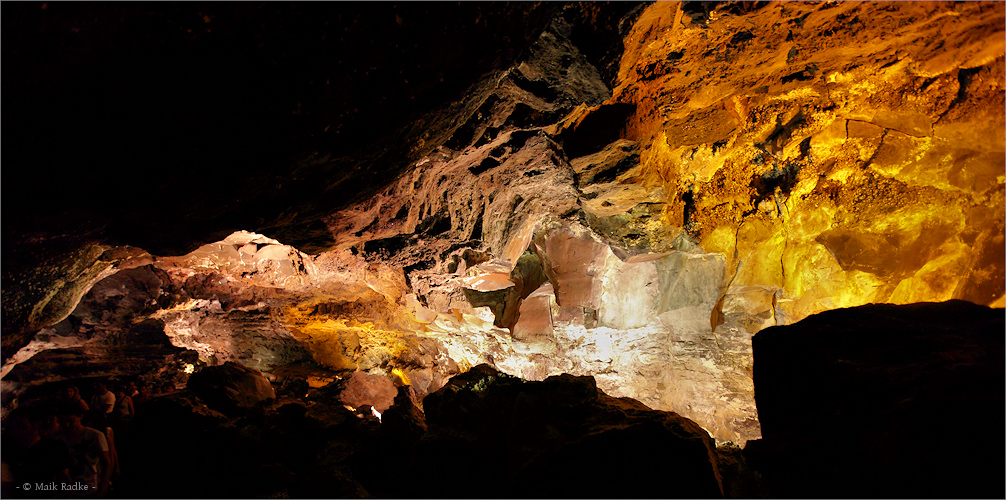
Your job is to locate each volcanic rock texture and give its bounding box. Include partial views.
[613,1,1005,318]
[3,1,1004,453]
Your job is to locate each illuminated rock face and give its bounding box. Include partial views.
[3,2,1003,451]
[607,1,1005,320]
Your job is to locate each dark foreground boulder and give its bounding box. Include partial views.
[186,361,276,415]
[103,362,729,498]
[116,391,371,498]
[353,364,724,498]
[746,300,1005,498]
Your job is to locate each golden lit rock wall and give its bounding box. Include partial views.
[610,1,1004,321]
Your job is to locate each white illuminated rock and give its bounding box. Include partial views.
[597,251,660,329]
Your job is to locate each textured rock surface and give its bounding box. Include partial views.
[3,1,1003,461]
[1,243,152,361]
[608,1,1005,320]
[2,2,560,256]
[746,300,1005,498]
[334,371,397,413]
[511,283,555,342]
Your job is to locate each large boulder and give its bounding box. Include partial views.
[336,371,398,413]
[361,364,724,498]
[186,361,276,414]
[746,300,1005,498]
[117,392,370,498]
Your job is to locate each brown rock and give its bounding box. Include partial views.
[398,364,724,498]
[378,385,427,445]
[337,371,398,412]
[569,138,640,186]
[532,222,609,310]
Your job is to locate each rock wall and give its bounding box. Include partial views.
[609,1,1005,320]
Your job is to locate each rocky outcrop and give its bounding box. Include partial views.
[333,371,398,413]
[354,364,725,498]
[1,243,152,361]
[186,362,277,415]
[1,271,198,400]
[511,283,555,342]
[745,300,1005,498]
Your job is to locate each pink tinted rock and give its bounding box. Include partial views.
[457,270,515,292]
[338,371,398,412]
[532,223,608,310]
[511,283,554,342]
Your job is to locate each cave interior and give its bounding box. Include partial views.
[1,1,1004,498]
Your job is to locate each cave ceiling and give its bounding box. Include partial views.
[2,1,1003,447]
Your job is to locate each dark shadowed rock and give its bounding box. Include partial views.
[377,385,428,448]
[569,138,640,187]
[115,391,372,498]
[363,364,724,498]
[746,300,1005,498]
[0,3,560,361]
[186,361,277,415]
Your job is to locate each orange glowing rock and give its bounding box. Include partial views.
[597,0,1005,324]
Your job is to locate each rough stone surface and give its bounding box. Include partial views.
[511,283,555,342]
[3,2,1003,463]
[597,250,661,329]
[569,138,640,186]
[1,244,152,361]
[335,371,398,413]
[611,1,1005,320]
[746,300,1005,498]
[532,221,610,310]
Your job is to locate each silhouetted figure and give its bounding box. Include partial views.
[82,410,121,486]
[57,405,111,498]
[113,386,134,421]
[90,382,115,416]
[1,406,73,498]
[132,384,150,408]
[60,386,90,414]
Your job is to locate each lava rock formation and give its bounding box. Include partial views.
[1,2,1003,498]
